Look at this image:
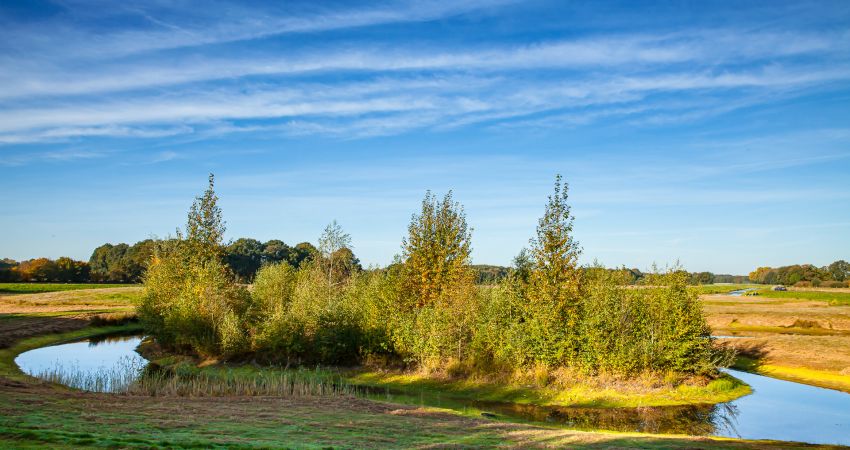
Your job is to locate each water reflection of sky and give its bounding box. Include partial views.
[715,369,850,446]
[15,335,145,378]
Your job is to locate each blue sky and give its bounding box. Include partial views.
[1,0,849,274]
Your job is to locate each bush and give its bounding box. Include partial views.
[139,241,253,358]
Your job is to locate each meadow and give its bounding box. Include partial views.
[0,283,135,295]
[749,288,850,306]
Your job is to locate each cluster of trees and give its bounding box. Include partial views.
[749,261,850,287]
[222,238,354,282]
[140,174,721,378]
[0,257,91,282]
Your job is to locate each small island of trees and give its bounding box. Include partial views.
[138,174,727,383]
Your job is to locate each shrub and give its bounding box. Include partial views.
[139,241,252,358]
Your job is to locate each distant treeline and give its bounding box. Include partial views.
[473,265,750,286]
[2,247,845,288]
[0,239,335,283]
[749,261,849,287]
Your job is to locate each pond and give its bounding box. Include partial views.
[15,333,850,446]
[15,333,146,393]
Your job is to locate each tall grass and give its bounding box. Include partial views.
[34,359,359,397]
[132,366,359,397]
[34,356,145,393]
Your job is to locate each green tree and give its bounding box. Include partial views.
[138,174,251,359]
[225,238,265,281]
[290,242,318,267]
[401,191,473,307]
[524,174,583,366]
[828,260,850,282]
[186,173,226,261]
[318,220,352,285]
[262,239,292,265]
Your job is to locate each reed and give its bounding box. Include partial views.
[35,360,360,397]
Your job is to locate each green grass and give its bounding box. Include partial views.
[346,370,750,410]
[0,283,136,295]
[752,289,850,305]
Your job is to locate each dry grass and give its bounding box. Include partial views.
[703,292,850,392]
[0,287,140,314]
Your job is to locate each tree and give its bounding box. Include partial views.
[55,257,89,282]
[291,242,318,267]
[262,239,291,265]
[402,191,473,307]
[829,260,850,282]
[186,173,226,261]
[524,174,583,365]
[318,220,352,285]
[225,238,265,281]
[18,258,58,281]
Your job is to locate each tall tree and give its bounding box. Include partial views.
[186,173,226,261]
[402,191,473,307]
[525,174,583,365]
[318,220,352,285]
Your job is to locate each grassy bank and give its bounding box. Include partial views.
[347,369,749,409]
[734,356,850,393]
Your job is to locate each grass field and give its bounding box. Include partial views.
[0,283,136,295]
[750,288,850,306]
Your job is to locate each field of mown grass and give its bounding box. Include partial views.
[0,283,136,295]
[750,288,850,306]
[0,283,840,448]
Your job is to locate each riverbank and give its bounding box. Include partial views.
[2,288,841,448]
[1,322,841,449]
[347,368,748,409]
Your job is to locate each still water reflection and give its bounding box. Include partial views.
[15,334,145,393]
[14,334,850,446]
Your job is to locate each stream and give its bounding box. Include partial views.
[15,333,850,446]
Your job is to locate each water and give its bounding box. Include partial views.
[15,333,146,392]
[728,289,757,296]
[714,369,850,445]
[15,333,850,446]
